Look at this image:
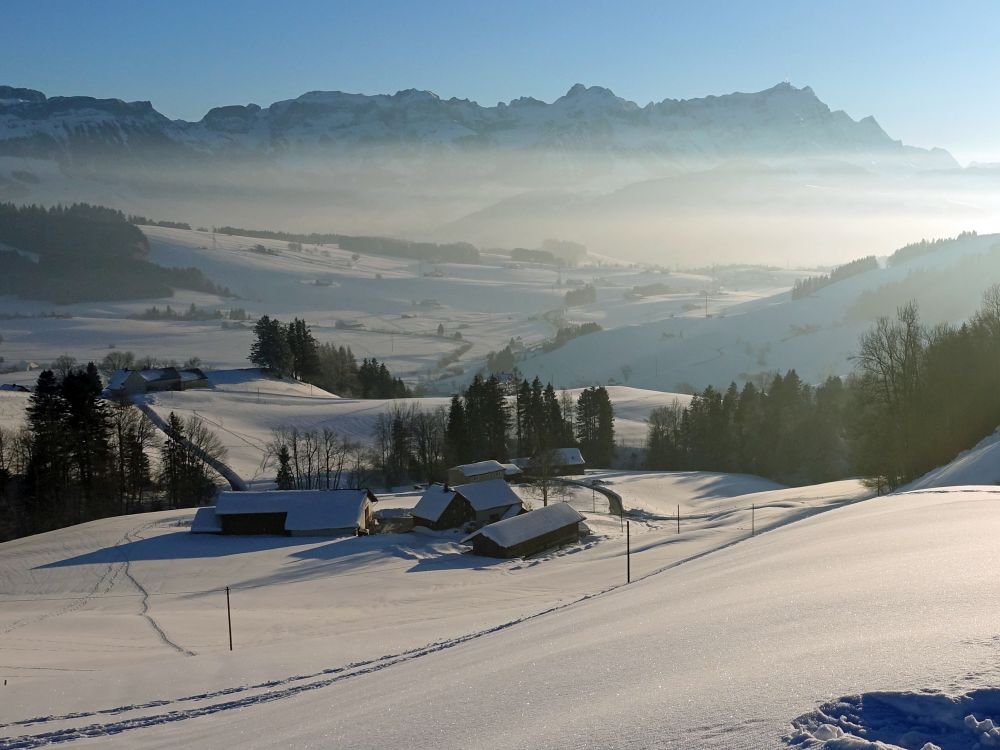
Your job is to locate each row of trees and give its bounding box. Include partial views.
[646,286,1000,492]
[0,365,226,539]
[0,202,230,303]
[270,426,371,491]
[645,372,849,485]
[249,315,411,398]
[445,375,616,468]
[851,290,1000,489]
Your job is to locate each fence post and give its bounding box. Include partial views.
[751,504,755,537]
[677,504,680,535]
[226,586,233,651]
[626,521,631,584]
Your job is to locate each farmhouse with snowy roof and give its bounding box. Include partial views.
[191,489,378,536]
[513,447,587,476]
[107,367,209,397]
[462,502,586,558]
[447,459,506,486]
[412,479,523,530]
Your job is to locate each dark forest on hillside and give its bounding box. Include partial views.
[0,203,230,303]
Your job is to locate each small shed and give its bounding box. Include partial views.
[462,502,586,558]
[211,489,378,536]
[447,460,506,486]
[412,479,523,530]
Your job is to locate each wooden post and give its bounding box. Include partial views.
[751,504,755,537]
[226,586,233,651]
[626,521,631,584]
[677,504,680,534]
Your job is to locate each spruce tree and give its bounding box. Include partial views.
[275,445,296,490]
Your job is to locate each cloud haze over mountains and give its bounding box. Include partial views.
[2,81,996,264]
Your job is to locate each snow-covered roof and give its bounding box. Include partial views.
[191,506,221,533]
[107,369,144,391]
[412,484,457,523]
[215,489,375,531]
[139,367,180,383]
[500,463,523,476]
[554,447,585,465]
[462,502,584,548]
[512,447,586,469]
[179,368,207,382]
[453,460,506,478]
[454,478,522,512]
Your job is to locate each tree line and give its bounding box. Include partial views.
[791,255,878,300]
[445,375,615,467]
[646,286,1000,491]
[215,225,480,264]
[0,366,226,540]
[249,314,411,398]
[0,203,230,303]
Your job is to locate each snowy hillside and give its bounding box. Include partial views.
[0,224,788,392]
[0,471,871,745]
[905,425,1000,490]
[9,481,1000,748]
[514,231,1000,389]
[137,369,692,481]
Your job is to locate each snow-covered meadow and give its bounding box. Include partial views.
[0,225,802,392]
[6,472,1000,748]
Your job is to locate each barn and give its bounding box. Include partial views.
[447,460,506,486]
[202,489,378,536]
[412,479,523,530]
[106,367,211,398]
[513,447,587,476]
[461,502,586,558]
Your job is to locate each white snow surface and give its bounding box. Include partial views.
[905,425,1000,491]
[6,482,1000,749]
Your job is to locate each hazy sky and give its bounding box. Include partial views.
[6,0,999,164]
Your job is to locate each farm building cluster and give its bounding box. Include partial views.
[191,451,590,559]
[106,366,209,397]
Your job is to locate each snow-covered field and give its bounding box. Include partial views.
[9,474,1000,748]
[515,232,1000,390]
[0,470,871,746]
[0,225,801,392]
[130,369,691,481]
[0,370,690,483]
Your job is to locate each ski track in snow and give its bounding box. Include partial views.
[0,494,860,748]
[0,525,144,637]
[119,528,194,658]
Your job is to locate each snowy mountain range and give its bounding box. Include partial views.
[0,82,987,264]
[0,81,956,169]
